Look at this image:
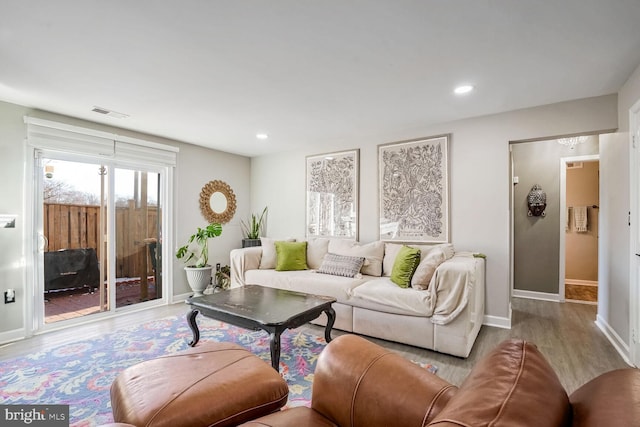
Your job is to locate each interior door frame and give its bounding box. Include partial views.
[559,154,599,303]
[630,99,640,367]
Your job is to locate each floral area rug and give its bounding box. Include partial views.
[0,315,438,426]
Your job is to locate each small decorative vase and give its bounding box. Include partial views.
[184,266,212,297]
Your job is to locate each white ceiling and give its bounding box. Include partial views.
[2,1,640,157]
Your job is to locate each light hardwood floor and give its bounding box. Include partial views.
[320,297,631,394]
[565,283,598,303]
[0,298,631,394]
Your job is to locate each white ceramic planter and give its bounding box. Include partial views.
[184,265,212,297]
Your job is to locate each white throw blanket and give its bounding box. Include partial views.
[428,252,476,325]
[574,206,588,232]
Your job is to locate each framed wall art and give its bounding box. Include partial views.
[378,135,449,243]
[306,149,359,239]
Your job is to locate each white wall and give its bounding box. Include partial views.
[251,94,618,322]
[598,132,630,351]
[619,63,640,131]
[0,100,251,340]
[173,143,251,295]
[608,60,640,356]
[0,101,30,335]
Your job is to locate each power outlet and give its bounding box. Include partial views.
[4,290,15,304]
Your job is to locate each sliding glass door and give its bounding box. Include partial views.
[113,168,162,308]
[41,157,107,323]
[38,156,163,326]
[26,117,176,333]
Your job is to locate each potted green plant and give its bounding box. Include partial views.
[240,206,268,248]
[176,223,222,296]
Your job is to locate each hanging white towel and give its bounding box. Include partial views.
[574,206,588,232]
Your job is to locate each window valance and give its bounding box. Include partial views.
[24,117,178,166]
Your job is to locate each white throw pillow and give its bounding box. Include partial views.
[411,247,447,290]
[259,237,295,269]
[305,238,330,269]
[328,240,384,276]
[382,243,404,276]
[433,243,455,260]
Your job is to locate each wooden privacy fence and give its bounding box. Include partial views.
[44,202,159,279]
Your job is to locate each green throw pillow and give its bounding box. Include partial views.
[275,241,308,271]
[390,245,421,288]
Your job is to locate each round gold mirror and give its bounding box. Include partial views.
[209,192,227,214]
[199,180,237,224]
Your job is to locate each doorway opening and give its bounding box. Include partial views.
[511,136,599,303]
[561,157,599,304]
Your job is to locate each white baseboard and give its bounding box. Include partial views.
[171,292,192,304]
[483,304,512,329]
[565,279,598,287]
[483,315,511,329]
[595,314,633,366]
[0,328,26,346]
[512,289,560,302]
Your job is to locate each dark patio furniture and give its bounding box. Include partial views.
[44,248,100,293]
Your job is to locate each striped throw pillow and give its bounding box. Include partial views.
[317,253,365,278]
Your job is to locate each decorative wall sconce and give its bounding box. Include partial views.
[527,184,547,217]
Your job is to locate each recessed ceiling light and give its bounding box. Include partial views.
[256,133,269,140]
[454,85,474,95]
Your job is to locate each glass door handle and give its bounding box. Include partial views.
[38,233,48,251]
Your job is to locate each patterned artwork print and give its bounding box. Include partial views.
[0,316,327,426]
[306,150,358,238]
[379,136,449,242]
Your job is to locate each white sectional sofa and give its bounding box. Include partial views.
[230,238,485,357]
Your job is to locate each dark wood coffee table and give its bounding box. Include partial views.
[186,285,337,371]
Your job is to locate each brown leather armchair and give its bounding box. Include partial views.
[242,335,640,427]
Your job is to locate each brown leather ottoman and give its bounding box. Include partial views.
[110,342,289,427]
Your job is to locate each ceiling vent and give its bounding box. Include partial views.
[91,106,129,119]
